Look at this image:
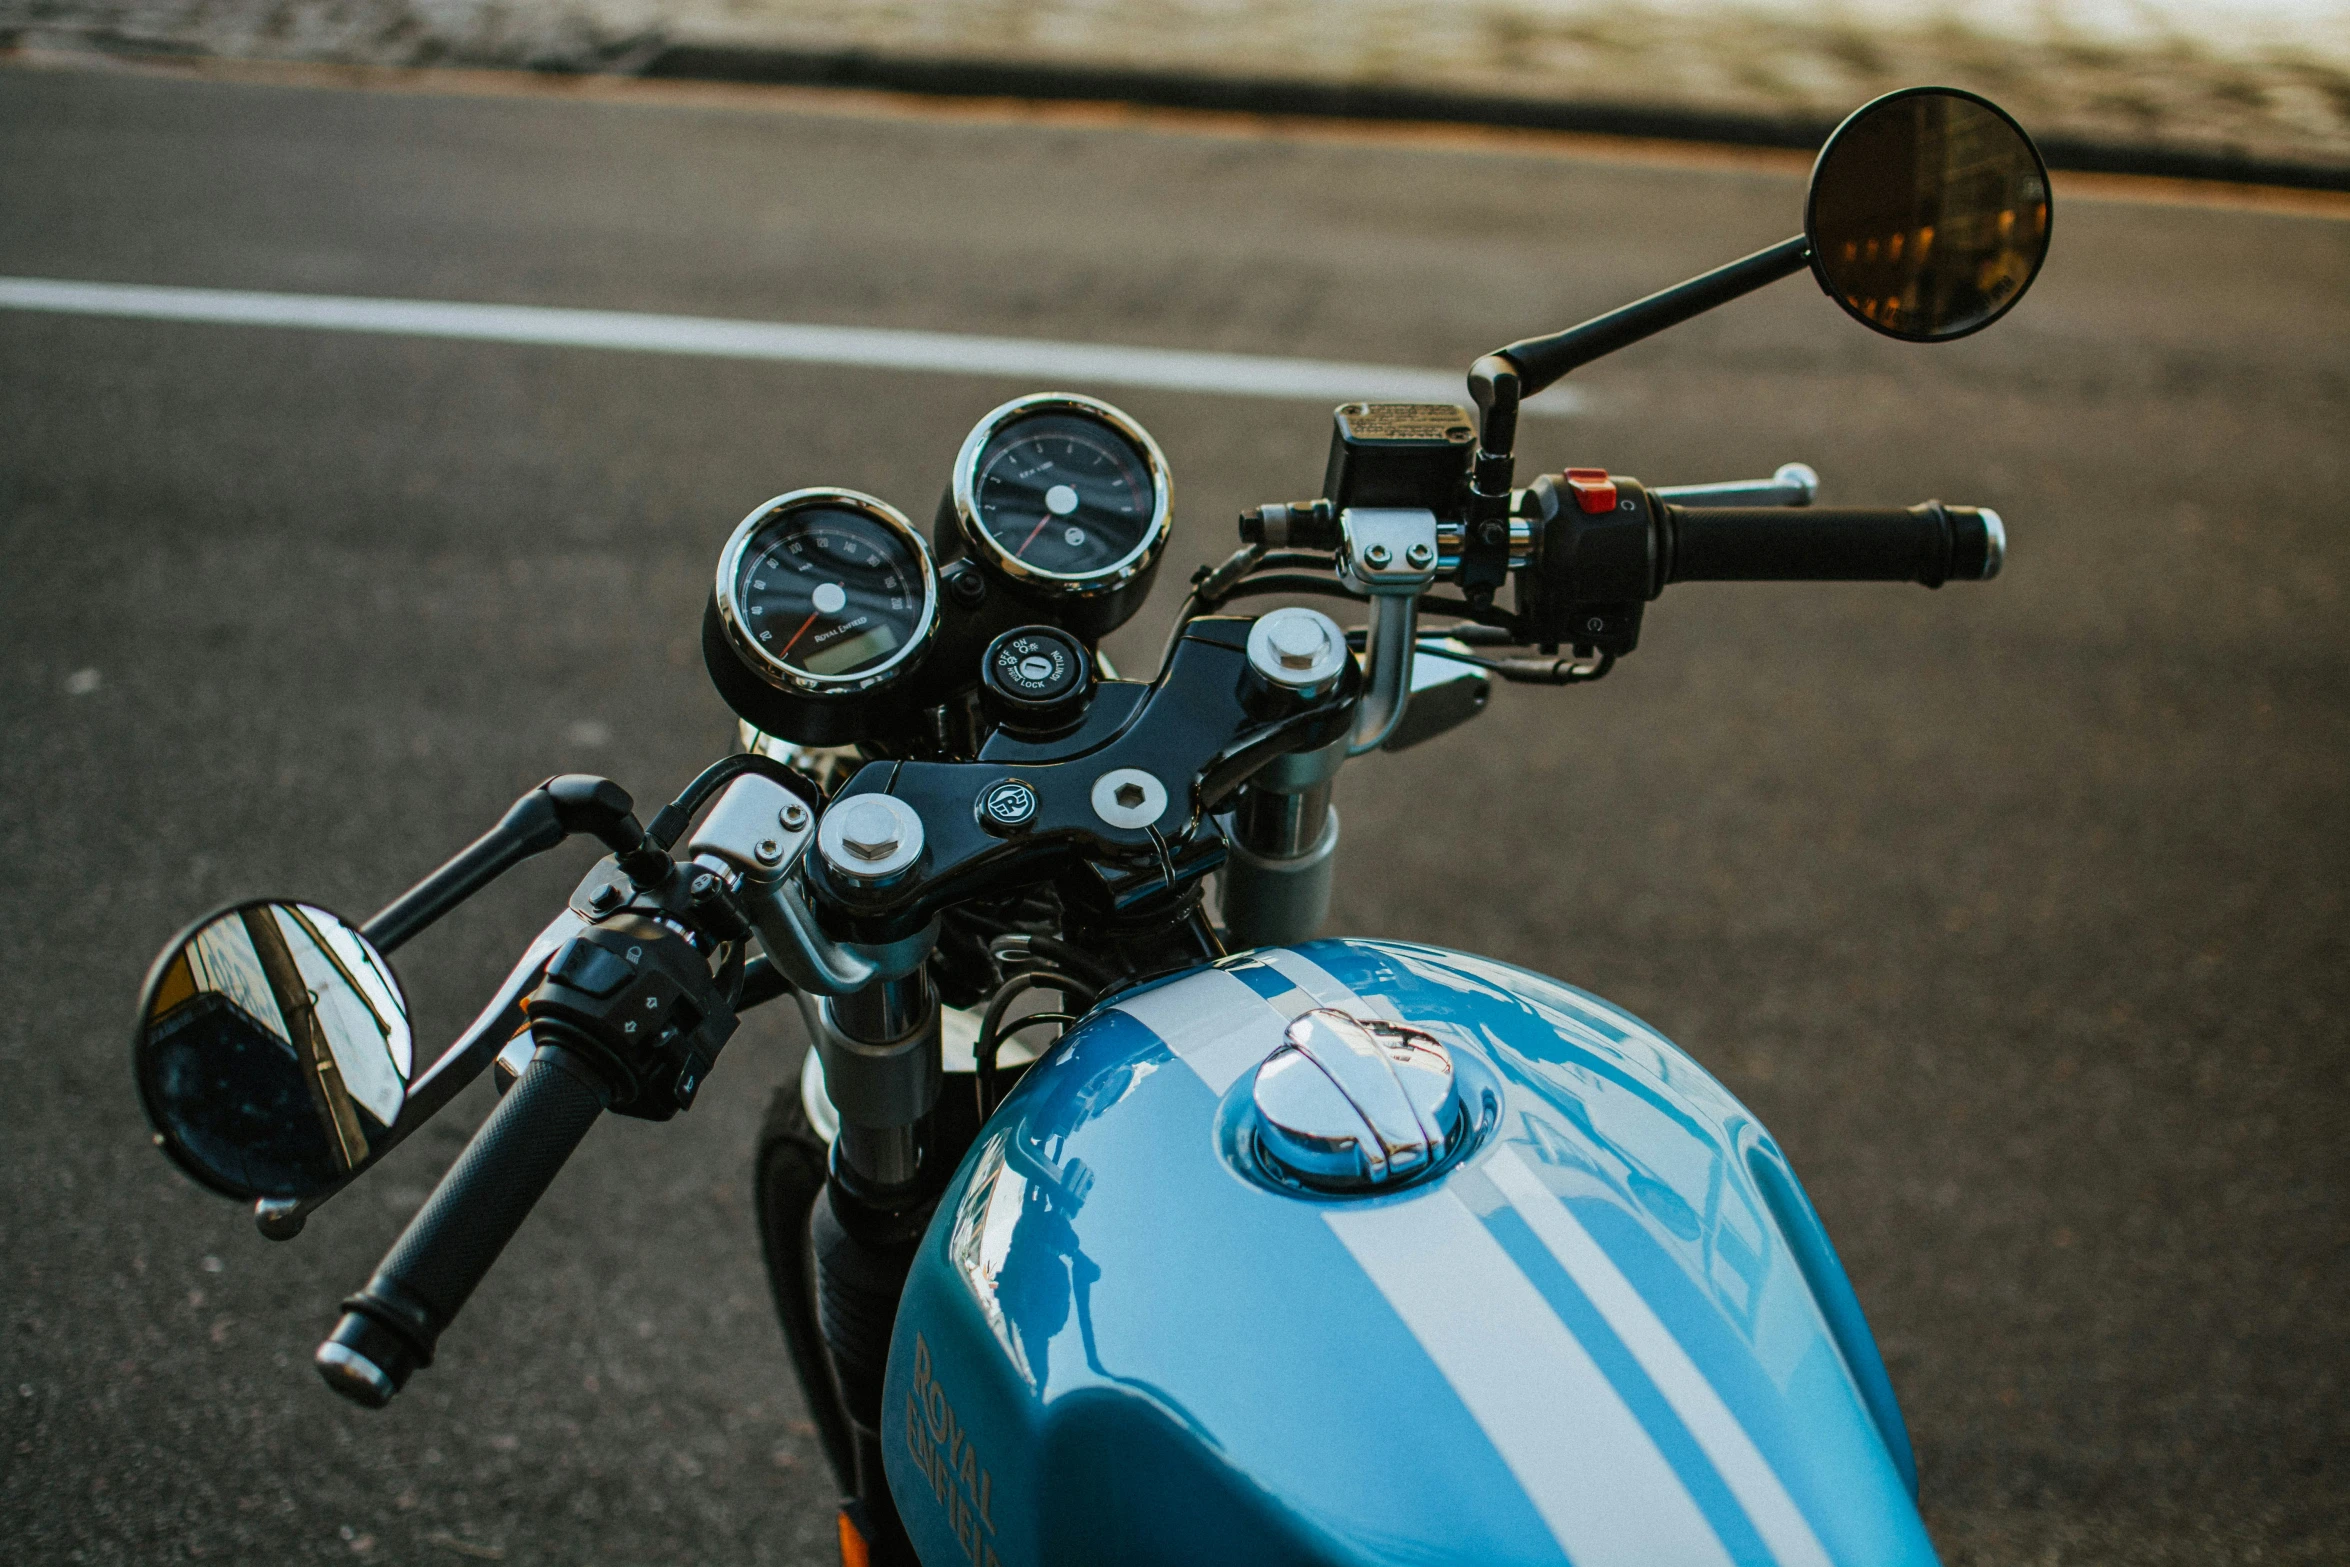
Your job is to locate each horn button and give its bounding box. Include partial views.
[1251,1009,1463,1191]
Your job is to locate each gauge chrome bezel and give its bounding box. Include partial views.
[949,392,1173,597]
[713,488,940,699]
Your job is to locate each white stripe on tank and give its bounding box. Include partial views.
[1251,947,1362,1010]
[1124,955,1737,1563]
[1488,1146,1835,1567]
[1110,968,1294,1094]
[1326,1188,1736,1567]
[1253,946,1412,1024]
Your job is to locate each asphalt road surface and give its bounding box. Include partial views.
[3,59,2346,1567]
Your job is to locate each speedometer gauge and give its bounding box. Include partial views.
[705,489,938,745]
[944,393,1172,636]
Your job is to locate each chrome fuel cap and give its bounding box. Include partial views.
[1252,1009,1462,1191]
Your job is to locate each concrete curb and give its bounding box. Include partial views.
[640,43,2350,194]
[10,23,2347,193]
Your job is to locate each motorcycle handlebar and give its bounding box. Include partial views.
[315,1043,609,1408]
[1662,500,2004,586]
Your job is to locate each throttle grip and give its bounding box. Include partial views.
[316,1043,609,1408]
[1663,501,2004,586]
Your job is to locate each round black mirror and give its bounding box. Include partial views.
[134,901,411,1201]
[1806,86,2051,341]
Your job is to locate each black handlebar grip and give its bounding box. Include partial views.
[1663,501,2004,587]
[315,1044,609,1408]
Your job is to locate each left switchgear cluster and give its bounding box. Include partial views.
[521,917,738,1121]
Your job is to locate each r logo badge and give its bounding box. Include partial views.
[976,779,1039,834]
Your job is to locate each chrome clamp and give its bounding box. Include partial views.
[682,773,934,996]
[1337,508,1439,755]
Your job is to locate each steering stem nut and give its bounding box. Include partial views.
[816,794,925,885]
[1247,608,1348,699]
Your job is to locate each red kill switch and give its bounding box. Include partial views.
[1565,469,1618,514]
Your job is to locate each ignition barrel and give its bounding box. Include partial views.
[980,625,1094,735]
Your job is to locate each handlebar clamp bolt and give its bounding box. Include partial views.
[1363,543,1392,568]
[1406,542,1434,569]
[779,801,811,831]
[753,837,786,867]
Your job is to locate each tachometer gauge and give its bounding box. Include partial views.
[705,489,938,745]
[944,393,1172,636]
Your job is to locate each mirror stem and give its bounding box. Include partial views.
[1472,235,1813,446]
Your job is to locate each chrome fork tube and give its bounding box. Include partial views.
[1222,734,1346,949]
[1235,778,1334,859]
[832,972,931,1042]
[817,972,941,1195]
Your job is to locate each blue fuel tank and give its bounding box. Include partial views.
[882,941,1935,1567]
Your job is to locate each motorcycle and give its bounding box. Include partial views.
[132,86,2049,1567]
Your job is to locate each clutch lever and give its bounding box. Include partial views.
[252,906,586,1240]
[362,774,660,954]
[250,760,816,1239]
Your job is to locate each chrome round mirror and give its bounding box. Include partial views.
[134,901,411,1201]
[1806,86,2051,342]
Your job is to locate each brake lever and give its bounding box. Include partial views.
[1653,463,1819,509]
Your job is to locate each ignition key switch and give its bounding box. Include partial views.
[980,625,1095,737]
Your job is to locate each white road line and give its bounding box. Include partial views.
[1488,1145,1834,1567]
[0,276,1583,415]
[1327,1188,1734,1567]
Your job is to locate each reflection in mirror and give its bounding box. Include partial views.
[135,901,411,1201]
[1807,87,2051,341]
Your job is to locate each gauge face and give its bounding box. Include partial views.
[720,493,935,691]
[955,398,1170,589]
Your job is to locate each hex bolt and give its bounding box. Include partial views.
[1364,543,1392,568]
[1246,607,1345,695]
[1267,614,1329,671]
[816,794,923,883]
[835,798,902,862]
[1406,542,1434,568]
[587,883,624,914]
[753,837,785,866]
[778,801,810,831]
